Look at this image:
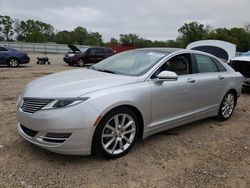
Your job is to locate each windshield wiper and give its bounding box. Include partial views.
[96,69,116,74]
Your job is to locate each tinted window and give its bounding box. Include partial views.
[88,48,96,55]
[0,47,8,51]
[95,48,105,55]
[195,54,219,73]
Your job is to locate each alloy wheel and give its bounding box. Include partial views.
[101,114,136,155]
[221,93,235,119]
[9,59,19,67]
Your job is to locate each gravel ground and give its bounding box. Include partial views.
[0,53,250,188]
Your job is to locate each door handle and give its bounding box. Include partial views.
[187,78,196,83]
[218,75,225,80]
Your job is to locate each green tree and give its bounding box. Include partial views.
[178,21,208,47]
[20,19,54,42]
[55,30,71,44]
[119,34,140,46]
[109,37,119,45]
[71,26,88,44]
[0,15,14,41]
[206,27,250,52]
[85,32,103,46]
[14,19,22,41]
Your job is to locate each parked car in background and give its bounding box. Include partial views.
[230,56,250,87]
[17,48,243,158]
[0,46,30,67]
[63,45,113,66]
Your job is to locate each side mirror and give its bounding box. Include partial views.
[157,71,178,81]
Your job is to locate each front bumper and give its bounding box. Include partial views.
[63,57,78,64]
[19,56,30,64]
[16,101,100,155]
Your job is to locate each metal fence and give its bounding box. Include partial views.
[0,41,88,54]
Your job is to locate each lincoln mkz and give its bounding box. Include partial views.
[17,48,243,158]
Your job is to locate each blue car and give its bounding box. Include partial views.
[0,46,30,67]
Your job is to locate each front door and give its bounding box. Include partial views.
[150,53,197,128]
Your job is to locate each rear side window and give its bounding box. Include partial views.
[195,54,219,73]
[106,48,113,55]
[0,47,8,51]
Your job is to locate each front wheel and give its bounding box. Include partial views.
[217,91,236,121]
[8,58,19,67]
[93,107,139,158]
[77,60,85,67]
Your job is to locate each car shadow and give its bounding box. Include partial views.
[0,65,30,69]
[242,87,250,94]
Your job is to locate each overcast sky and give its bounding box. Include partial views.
[1,0,249,41]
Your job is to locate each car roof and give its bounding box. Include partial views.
[135,47,182,54]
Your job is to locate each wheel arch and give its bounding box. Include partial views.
[91,104,145,157]
[7,56,19,62]
[91,104,144,147]
[226,88,238,104]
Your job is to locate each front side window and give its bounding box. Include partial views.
[95,48,105,55]
[0,47,8,52]
[195,54,219,73]
[152,54,191,78]
[88,48,96,55]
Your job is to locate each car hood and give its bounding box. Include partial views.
[67,44,81,52]
[22,69,138,98]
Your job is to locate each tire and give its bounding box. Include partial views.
[217,91,236,121]
[93,107,139,158]
[8,58,19,67]
[77,60,85,67]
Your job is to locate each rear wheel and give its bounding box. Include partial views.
[93,107,139,158]
[8,58,19,67]
[217,91,236,121]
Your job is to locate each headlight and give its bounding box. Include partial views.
[42,97,88,110]
[17,95,23,107]
[68,54,75,57]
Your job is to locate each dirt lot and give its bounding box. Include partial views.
[0,53,250,188]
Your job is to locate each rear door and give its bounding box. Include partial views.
[188,53,227,113]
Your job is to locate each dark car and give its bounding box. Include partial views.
[63,45,113,66]
[0,46,30,67]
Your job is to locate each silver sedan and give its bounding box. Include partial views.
[16,48,243,158]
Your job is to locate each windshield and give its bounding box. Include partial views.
[92,50,167,76]
[80,47,88,53]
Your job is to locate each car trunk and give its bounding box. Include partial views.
[186,40,236,62]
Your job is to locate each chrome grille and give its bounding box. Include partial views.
[21,98,53,114]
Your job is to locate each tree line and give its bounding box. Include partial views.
[0,15,250,52]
